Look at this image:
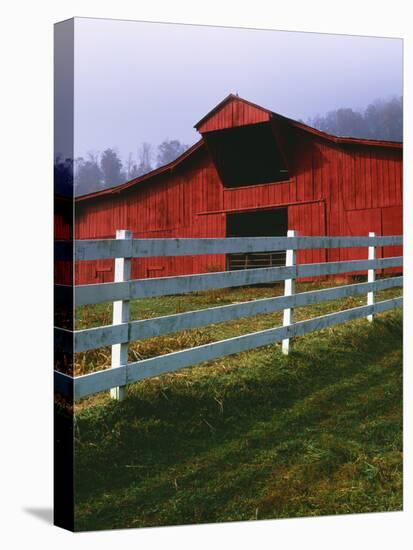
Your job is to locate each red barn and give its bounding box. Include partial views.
[69,94,402,284]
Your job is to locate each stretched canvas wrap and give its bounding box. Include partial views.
[54,17,403,531]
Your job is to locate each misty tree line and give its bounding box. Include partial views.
[74,139,188,196]
[55,96,402,197]
[305,96,402,142]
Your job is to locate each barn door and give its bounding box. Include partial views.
[226,208,288,270]
[288,201,326,266]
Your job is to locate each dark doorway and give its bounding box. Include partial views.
[226,208,288,270]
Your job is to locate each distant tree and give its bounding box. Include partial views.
[74,152,103,195]
[73,139,190,193]
[137,142,153,176]
[54,155,73,196]
[156,139,188,168]
[100,148,126,187]
[309,108,364,137]
[125,152,140,180]
[307,96,402,141]
[364,97,402,141]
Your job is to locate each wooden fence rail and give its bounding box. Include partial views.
[57,256,402,307]
[55,235,402,261]
[54,233,403,401]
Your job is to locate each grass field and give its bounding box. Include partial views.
[72,280,403,531]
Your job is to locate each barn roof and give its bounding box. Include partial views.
[195,94,403,148]
[76,94,402,202]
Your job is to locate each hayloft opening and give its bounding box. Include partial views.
[204,122,289,188]
[226,208,288,270]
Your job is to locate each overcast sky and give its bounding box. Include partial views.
[73,17,402,163]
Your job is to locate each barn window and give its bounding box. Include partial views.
[204,123,289,188]
[226,208,288,270]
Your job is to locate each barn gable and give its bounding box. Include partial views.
[195,94,272,133]
[195,95,292,188]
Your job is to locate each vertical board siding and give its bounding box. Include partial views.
[197,98,270,133]
[343,208,383,274]
[55,198,73,284]
[289,201,326,280]
[382,205,403,274]
[72,117,402,285]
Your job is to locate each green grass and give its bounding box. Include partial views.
[73,281,403,531]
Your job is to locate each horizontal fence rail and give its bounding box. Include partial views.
[55,276,403,353]
[56,256,403,307]
[55,235,403,261]
[54,297,402,401]
[54,233,403,401]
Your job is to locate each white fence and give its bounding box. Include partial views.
[54,232,403,401]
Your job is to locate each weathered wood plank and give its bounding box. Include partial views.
[125,297,402,384]
[74,365,127,401]
[73,324,128,353]
[72,235,403,261]
[74,281,129,306]
[75,238,133,261]
[73,256,403,305]
[69,276,402,351]
[54,370,74,397]
[296,256,402,279]
[54,326,74,353]
[70,297,402,399]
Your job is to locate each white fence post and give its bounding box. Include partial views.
[110,229,132,400]
[367,231,376,322]
[282,229,296,355]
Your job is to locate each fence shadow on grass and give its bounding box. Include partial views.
[74,311,402,530]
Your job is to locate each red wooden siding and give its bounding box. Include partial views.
[196,96,270,133]
[55,197,73,285]
[289,201,327,271]
[68,96,402,285]
[382,205,403,273]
